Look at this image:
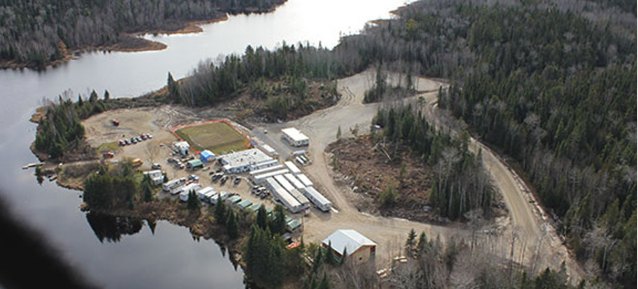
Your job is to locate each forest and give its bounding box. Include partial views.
[372,105,494,221]
[0,0,285,67]
[334,0,635,287]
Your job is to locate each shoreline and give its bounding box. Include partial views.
[0,4,278,70]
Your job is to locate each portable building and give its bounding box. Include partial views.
[210,191,230,205]
[162,177,186,192]
[143,170,164,185]
[288,188,311,212]
[281,128,309,147]
[284,161,301,175]
[274,175,295,193]
[284,173,305,191]
[219,148,274,174]
[226,195,242,204]
[187,159,204,170]
[286,219,302,232]
[200,150,216,162]
[179,190,190,202]
[196,187,215,200]
[296,174,314,187]
[178,183,202,200]
[302,187,332,212]
[295,156,306,166]
[237,199,253,210]
[249,164,285,177]
[252,169,289,184]
[174,141,190,155]
[248,203,263,212]
[251,159,279,171]
[265,177,302,213]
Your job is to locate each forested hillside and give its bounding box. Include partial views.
[330,0,635,286]
[0,0,285,68]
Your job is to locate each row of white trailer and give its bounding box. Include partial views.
[263,172,332,213]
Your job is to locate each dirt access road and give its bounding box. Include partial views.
[253,69,583,280]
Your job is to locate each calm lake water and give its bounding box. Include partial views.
[0,0,410,287]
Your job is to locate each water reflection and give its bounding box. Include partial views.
[85,211,143,243]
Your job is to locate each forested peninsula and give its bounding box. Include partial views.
[0,0,286,69]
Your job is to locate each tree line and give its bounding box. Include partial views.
[0,0,286,67]
[167,43,349,118]
[336,0,635,286]
[389,228,600,289]
[372,104,494,220]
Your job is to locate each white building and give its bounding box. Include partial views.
[281,127,309,147]
[174,141,190,155]
[322,230,376,264]
[143,170,164,185]
[218,148,275,174]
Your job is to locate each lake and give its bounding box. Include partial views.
[0,0,410,287]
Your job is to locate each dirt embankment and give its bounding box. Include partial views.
[326,136,438,223]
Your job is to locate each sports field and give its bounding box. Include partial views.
[174,121,248,154]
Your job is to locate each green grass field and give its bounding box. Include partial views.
[175,122,248,154]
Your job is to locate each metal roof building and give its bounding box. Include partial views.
[281,127,309,147]
[322,230,376,264]
[219,148,274,174]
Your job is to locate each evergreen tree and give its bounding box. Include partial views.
[270,205,286,235]
[405,228,417,257]
[256,205,268,229]
[187,190,201,211]
[336,125,341,139]
[141,174,154,202]
[340,248,348,265]
[215,197,227,224]
[325,241,336,265]
[318,272,330,289]
[103,90,110,101]
[226,210,238,239]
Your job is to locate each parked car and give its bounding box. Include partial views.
[188,175,199,182]
[151,163,161,169]
[112,119,119,126]
[202,166,210,171]
[211,173,223,182]
[140,134,147,140]
[103,152,115,158]
[146,134,153,139]
[135,137,142,142]
[167,158,174,163]
[131,137,137,144]
[220,175,228,185]
[124,139,130,145]
[119,140,125,146]
[233,176,242,185]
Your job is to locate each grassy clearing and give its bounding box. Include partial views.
[96,141,120,154]
[175,122,248,154]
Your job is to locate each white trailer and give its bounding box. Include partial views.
[284,161,301,175]
[197,187,215,200]
[284,173,305,191]
[296,174,313,187]
[178,183,202,201]
[251,159,279,171]
[302,187,332,212]
[265,177,303,213]
[209,191,229,205]
[253,169,289,184]
[162,178,185,192]
[289,188,310,208]
[274,175,295,193]
[249,164,285,177]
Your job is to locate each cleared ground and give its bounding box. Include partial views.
[174,121,248,154]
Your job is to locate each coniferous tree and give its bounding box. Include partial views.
[187,190,200,211]
[226,210,238,239]
[215,197,227,224]
[256,205,268,229]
